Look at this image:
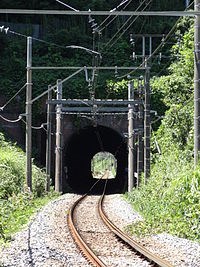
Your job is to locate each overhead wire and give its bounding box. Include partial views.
[118,0,194,79]
[21,118,48,131]
[1,25,99,53]
[98,0,133,33]
[87,0,144,112]
[110,0,130,13]
[0,83,27,111]
[110,1,152,48]
[102,0,152,52]
[88,0,151,118]
[0,114,23,123]
[1,3,194,126]
[55,0,79,12]
[93,1,194,160]
[150,2,194,68]
[0,81,27,124]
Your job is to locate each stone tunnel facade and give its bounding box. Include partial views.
[61,115,129,194]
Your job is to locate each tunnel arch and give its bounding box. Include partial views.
[63,125,128,194]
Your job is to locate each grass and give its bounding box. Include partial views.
[0,192,59,244]
[125,146,200,242]
[0,132,60,244]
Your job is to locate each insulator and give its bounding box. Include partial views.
[0,25,4,32]
[89,17,95,23]
[4,27,9,34]
[132,52,136,60]
[91,23,97,28]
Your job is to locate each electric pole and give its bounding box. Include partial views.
[194,0,200,166]
[128,81,134,192]
[136,78,144,187]
[46,85,52,192]
[144,60,151,182]
[55,79,63,192]
[26,37,32,191]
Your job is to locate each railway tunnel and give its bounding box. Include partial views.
[63,125,128,194]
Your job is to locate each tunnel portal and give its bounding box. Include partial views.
[63,125,128,194]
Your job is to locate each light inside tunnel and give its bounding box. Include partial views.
[91,151,117,179]
[63,125,128,194]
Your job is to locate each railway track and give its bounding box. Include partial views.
[67,181,173,267]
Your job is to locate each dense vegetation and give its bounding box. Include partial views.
[0,133,58,243]
[126,18,200,242]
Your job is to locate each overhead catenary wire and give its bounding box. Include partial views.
[150,1,194,73]
[87,2,147,118]
[1,25,99,53]
[0,3,193,111]
[97,0,133,33]
[0,114,23,123]
[55,0,79,12]
[108,0,152,49]
[86,0,150,115]
[102,0,151,51]
[0,83,27,111]
[118,0,194,79]
[21,118,48,131]
[31,123,47,131]
[87,0,151,109]
[110,0,130,13]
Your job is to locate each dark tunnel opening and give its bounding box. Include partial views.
[63,125,128,194]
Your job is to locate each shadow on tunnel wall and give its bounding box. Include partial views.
[63,125,128,194]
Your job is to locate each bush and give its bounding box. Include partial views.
[0,132,48,241]
[126,146,200,241]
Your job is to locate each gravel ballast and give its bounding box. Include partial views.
[0,193,200,267]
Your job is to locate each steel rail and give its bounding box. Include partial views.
[98,193,174,267]
[68,180,174,267]
[67,194,107,267]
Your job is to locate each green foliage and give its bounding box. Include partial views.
[126,146,200,241]
[0,132,58,243]
[126,18,198,242]
[0,192,58,243]
[155,101,193,151]
[151,18,194,149]
[0,138,46,198]
[106,79,128,98]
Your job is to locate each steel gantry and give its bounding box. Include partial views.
[25,34,149,192]
[46,74,150,193]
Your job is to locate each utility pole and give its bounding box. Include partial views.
[55,79,63,192]
[194,0,200,166]
[26,37,32,191]
[144,61,151,183]
[136,79,144,187]
[128,81,134,192]
[46,85,52,191]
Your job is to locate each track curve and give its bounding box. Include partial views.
[67,182,174,267]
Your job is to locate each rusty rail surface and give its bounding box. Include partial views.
[98,193,174,267]
[67,191,174,267]
[67,194,107,267]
